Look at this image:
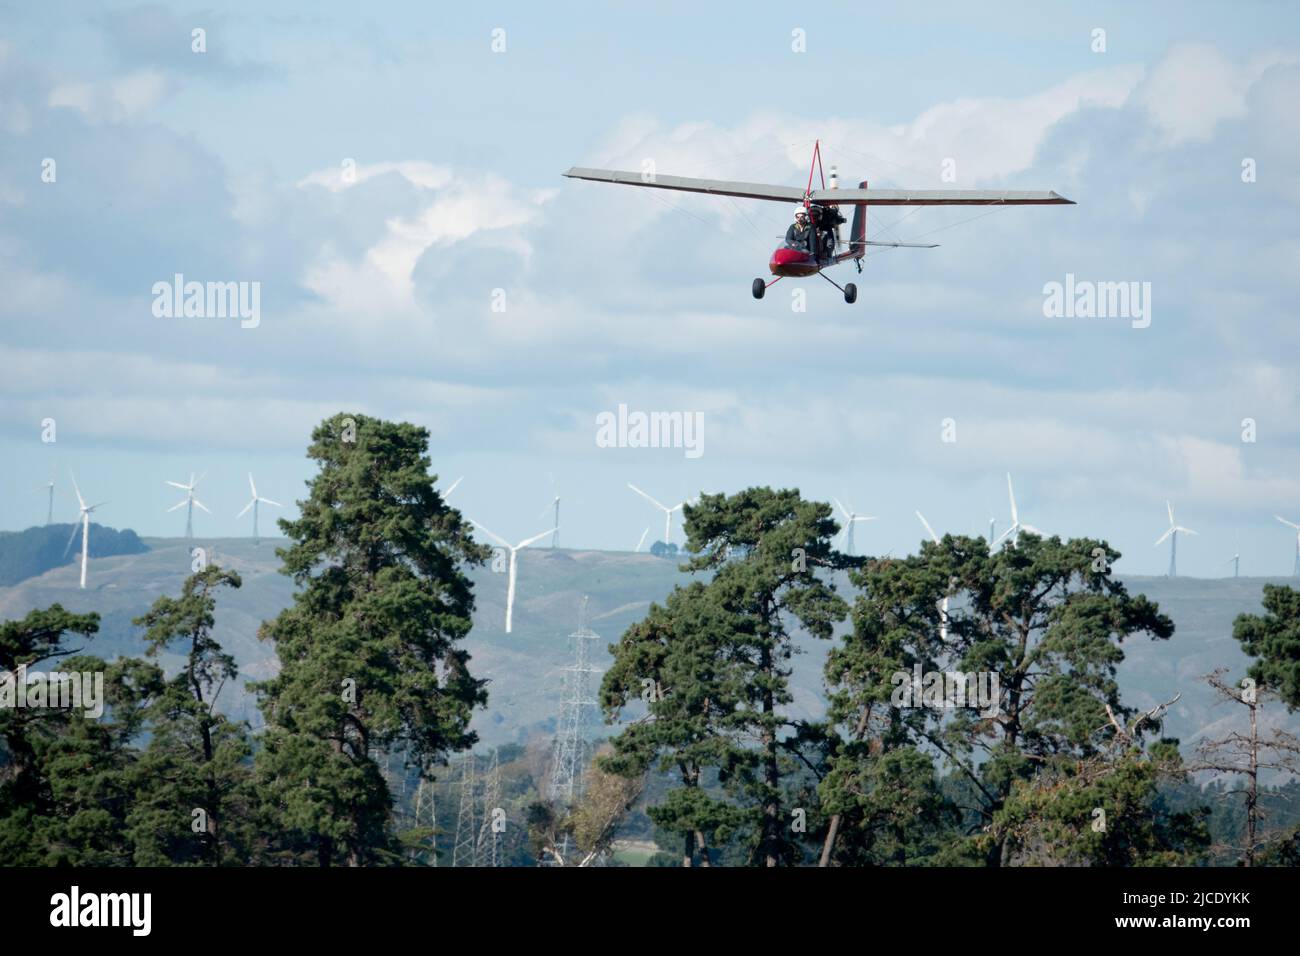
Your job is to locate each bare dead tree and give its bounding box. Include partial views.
[1190,669,1300,866]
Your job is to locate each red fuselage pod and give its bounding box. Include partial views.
[769,247,821,277]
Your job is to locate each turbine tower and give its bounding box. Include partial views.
[549,597,602,806]
[40,477,55,525]
[834,498,877,555]
[64,472,105,590]
[165,472,209,538]
[468,520,556,633]
[236,473,282,544]
[1154,500,1197,577]
[452,754,477,867]
[993,473,1042,548]
[1275,516,1300,577]
[916,511,949,642]
[627,483,693,545]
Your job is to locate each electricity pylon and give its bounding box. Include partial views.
[548,597,602,804]
[475,749,502,867]
[452,753,477,867]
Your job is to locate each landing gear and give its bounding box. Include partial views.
[819,271,858,304]
[752,278,766,299]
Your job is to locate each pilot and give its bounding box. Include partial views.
[810,204,842,261]
[785,208,815,256]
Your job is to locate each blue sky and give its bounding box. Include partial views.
[3,1,1300,576]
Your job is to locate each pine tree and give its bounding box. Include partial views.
[600,582,748,865]
[253,413,490,865]
[0,606,142,864]
[127,566,257,864]
[1234,584,1300,709]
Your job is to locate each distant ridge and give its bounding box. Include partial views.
[0,523,149,587]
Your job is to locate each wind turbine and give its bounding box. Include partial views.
[1225,553,1240,578]
[627,484,694,545]
[40,476,55,525]
[1154,500,1196,577]
[64,472,105,589]
[993,473,1042,548]
[469,520,556,633]
[1275,515,1300,576]
[236,473,282,545]
[165,473,209,538]
[916,510,950,642]
[634,527,650,553]
[833,498,877,556]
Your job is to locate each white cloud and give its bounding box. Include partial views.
[1136,43,1298,146]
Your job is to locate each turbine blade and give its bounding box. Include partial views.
[237,498,255,518]
[444,476,463,497]
[164,480,189,490]
[248,473,258,497]
[259,497,283,508]
[167,499,188,512]
[1166,500,1174,525]
[993,524,1017,546]
[833,497,850,519]
[1178,526,1198,536]
[515,527,558,550]
[1006,473,1018,524]
[627,483,668,512]
[1154,527,1173,546]
[70,471,85,509]
[192,498,211,514]
[916,510,940,543]
[468,520,510,549]
[62,521,81,557]
[1274,515,1300,531]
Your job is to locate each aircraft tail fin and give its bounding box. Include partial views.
[847,181,868,259]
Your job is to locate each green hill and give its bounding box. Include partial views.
[0,537,1294,751]
[0,523,149,587]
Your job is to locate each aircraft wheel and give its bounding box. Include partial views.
[752,278,766,299]
[844,282,858,304]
